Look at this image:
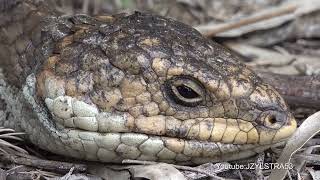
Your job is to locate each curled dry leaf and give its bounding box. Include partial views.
[269,111,320,180]
[306,168,320,180]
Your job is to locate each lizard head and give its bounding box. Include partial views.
[35,12,296,164]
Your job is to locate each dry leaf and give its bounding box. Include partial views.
[269,111,320,180]
[307,168,320,180]
[129,163,186,180]
[88,165,130,180]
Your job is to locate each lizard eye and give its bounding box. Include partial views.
[165,76,204,107]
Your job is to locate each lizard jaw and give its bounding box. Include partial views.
[42,95,296,164]
[45,95,296,146]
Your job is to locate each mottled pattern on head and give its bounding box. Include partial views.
[31,12,296,163]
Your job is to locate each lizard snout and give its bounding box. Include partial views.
[259,110,290,129]
[255,110,296,145]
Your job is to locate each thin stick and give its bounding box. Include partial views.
[0,153,87,173]
[197,3,297,37]
[258,72,320,109]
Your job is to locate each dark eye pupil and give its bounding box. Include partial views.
[176,85,199,99]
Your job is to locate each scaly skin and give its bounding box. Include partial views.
[0,0,296,164]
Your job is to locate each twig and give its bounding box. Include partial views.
[255,153,265,179]
[295,145,320,171]
[237,170,244,180]
[122,159,225,180]
[0,153,87,173]
[196,3,297,37]
[0,168,6,180]
[294,153,320,164]
[81,0,89,14]
[258,72,320,109]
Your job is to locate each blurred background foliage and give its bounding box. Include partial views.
[52,0,284,26]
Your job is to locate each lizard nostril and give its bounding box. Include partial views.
[259,111,286,129]
[264,114,281,129]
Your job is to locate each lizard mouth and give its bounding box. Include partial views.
[44,95,296,164]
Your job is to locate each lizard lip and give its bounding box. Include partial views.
[56,117,295,164]
[45,95,296,146]
[61,129,287,164]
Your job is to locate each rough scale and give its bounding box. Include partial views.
[0,0,296,164]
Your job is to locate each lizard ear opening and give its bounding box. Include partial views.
[165,76,204,107]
